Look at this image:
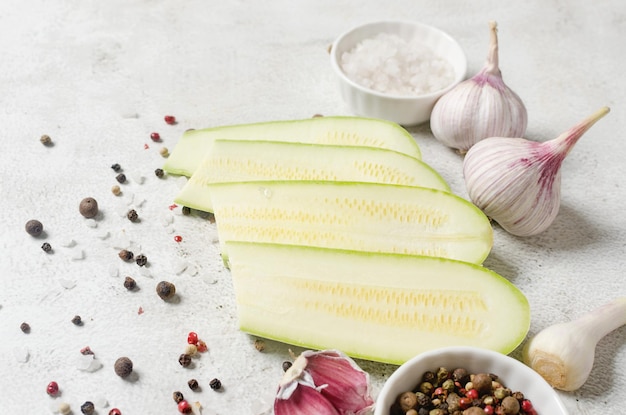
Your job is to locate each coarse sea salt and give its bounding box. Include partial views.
[341,32,455,96]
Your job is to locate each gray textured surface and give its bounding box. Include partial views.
[0,1,624,414]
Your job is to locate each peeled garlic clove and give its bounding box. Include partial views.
[463,106,610,236]
[274,349,373,415]
[430,21,527,152]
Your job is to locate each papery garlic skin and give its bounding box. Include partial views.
[430,21,527,152]
[463,107,610,237]
[523,297,626,391]
[275,349,374,415]
[463,137,562,236]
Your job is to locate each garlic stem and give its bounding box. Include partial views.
[484,21,500,76]
[523,297,626,391]
[547,106,610,160]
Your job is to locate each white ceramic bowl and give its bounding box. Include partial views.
[330,21,467,126]
[374,346,569,415]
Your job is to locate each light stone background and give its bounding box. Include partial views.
[0,0,624,414]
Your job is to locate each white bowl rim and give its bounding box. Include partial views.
[330,20,468,101]
[374,345,570,415]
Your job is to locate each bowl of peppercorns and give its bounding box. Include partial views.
[374,346,569,415]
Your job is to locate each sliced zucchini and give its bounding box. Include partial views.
[163,116,421,177]
[207,180,493,265]
[226,241,530,365]
[175,139,449,212]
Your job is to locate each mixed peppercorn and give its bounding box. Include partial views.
[390,367,537,415]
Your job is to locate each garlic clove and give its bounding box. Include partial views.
[274,349,374,415]
[463,106,610,236]
[523,297,626,391]
[274,384,340,415]
[430,21,527,152]
[299,350,374,414]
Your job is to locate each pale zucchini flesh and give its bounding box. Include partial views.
[175,139,449,212]
[226,241,530,365]
[163,116,421,177]
[209,181,493,265]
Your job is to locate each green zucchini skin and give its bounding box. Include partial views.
[226,241,530,365]
[163,116,421,177]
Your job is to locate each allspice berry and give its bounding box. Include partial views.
[463,407,486,415]
[500,396,520,414]
[25,219,44,237]
[156,281,176,300]
[114,356,133,378]
[79,197,99,218]
[472,373,493,395]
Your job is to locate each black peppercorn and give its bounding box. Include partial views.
[114,356,133,378]
[71,315,83,326]
[187,379,199,390]
[123,276,137,290]
[156,281,176,301]
[80,401,95,415]
[178,353,192,368]
[182,206,191,216]
[79,197,99,218]
[111,163,122,172]
[172,391,185,403]
[41,242,52,253]
[25,219,44,237]
[135,254,147,267]
[155,168,164,178]
[209,378,222,390]
[282,361,292,372]
[20,322,31,333]
[116,173,126,183]
[127,209,138,222]
[118,249,134,261]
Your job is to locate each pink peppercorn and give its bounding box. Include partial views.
[108,409,122,415]
[46,381,59,396]
[187,332,199,345]
[150,132,161,142]
[174,235,183,243]
[484,405,494,415]
[465,388,479,400]
[521,400,534,412]
[177,400,192,413]
[164,115,176,125]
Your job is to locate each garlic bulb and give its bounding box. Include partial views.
[523,297,626,391]
[463,106,610,237]
[430,21,527,152]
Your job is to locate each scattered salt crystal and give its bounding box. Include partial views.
[131,173,145,184]
[97,230,110,239]
[161,214,175,226]
[85,219,98,228]
[76,354,103,372]
[186,263,199,277]
[174,259,189,275]
[60,239,76,248]
[259,187,272,199]
[59,279,77,289]
[139,266,152,278]
[70,250,85,261]
[125,193,135,206]
[12,346,30,363]
[341,32,455,96]
[108,265,119,277]
[134,197,147,207]
[94,397,109,408]
[165,226,175,234]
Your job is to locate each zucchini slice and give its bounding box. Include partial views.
[208,180,493,265]
[163,116,421,176]
[226,241,530,365]
[175,139,449,212]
